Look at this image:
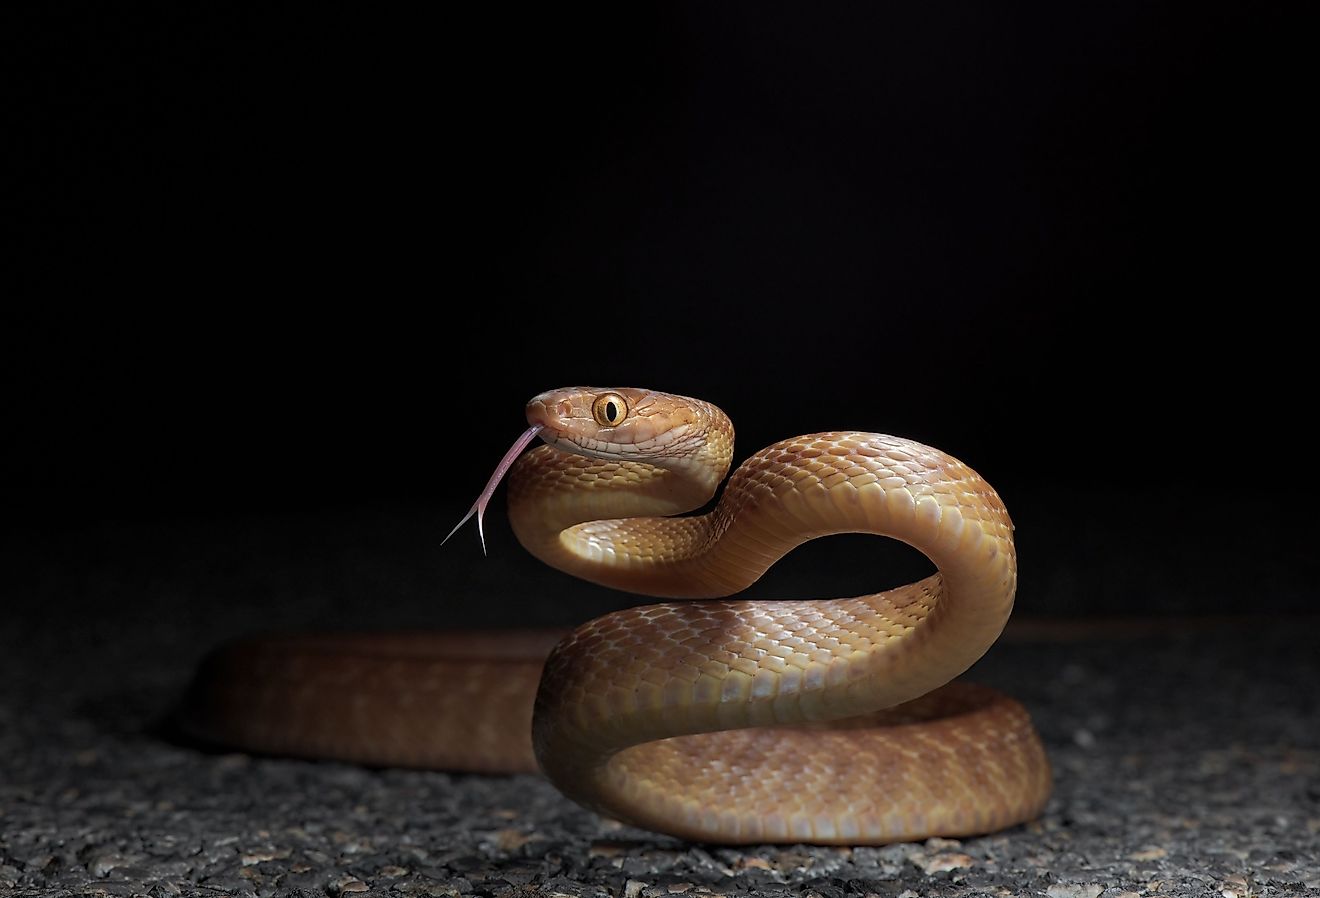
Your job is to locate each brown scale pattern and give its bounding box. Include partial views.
[179,388,1049,846]
[178,631,557,773]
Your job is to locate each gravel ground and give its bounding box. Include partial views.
[3,511,1318,898]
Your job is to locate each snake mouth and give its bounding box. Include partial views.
[524,395,567,436]
[524,393,621,459]
[525,397,589,458]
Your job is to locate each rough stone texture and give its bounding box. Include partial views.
[3,510,1318,897]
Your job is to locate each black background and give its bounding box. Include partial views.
[8,4,1312,629]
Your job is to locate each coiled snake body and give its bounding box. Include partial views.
[180,387,1050,844]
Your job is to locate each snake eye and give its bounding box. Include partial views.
[591,392,629,427]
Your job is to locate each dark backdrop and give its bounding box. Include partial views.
[8,4,1310,631]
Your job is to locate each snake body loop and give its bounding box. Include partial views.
[179,387,1050,845]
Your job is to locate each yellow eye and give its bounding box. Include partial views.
[591,392,628,427]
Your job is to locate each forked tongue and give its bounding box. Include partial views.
[442,424,544,554]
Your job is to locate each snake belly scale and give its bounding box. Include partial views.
[179,387,1051,845]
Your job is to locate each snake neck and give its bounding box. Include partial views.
[506,442,729,587]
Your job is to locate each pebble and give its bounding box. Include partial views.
[916,852,974,874]
[1046,885,1103,898]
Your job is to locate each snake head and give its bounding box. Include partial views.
[446,388,733,554]
[525,387,721,464]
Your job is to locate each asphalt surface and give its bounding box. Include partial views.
[3,509,1318,898]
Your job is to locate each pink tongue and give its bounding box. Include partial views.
[442,424,545,554]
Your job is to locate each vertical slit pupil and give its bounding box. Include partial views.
[605,401,618,422]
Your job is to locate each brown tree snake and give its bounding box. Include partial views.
[179,387,1050,844]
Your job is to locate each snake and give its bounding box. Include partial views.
[178,387,1051,845]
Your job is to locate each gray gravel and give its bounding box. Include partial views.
[3,511,1318,897]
